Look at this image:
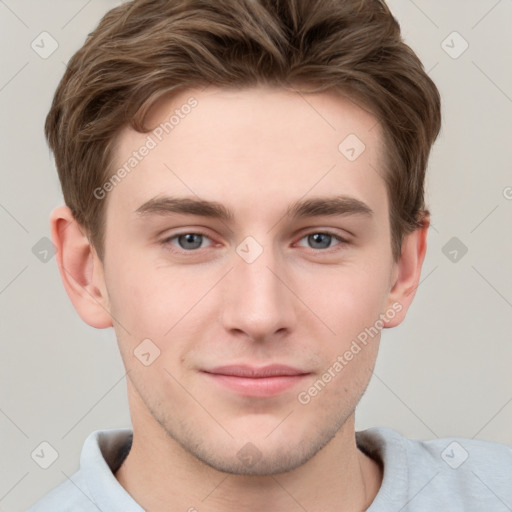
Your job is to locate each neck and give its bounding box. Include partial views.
[115,412,382,512]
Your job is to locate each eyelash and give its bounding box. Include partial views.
[160,230,349,254]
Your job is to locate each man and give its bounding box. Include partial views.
[29,0,512,510]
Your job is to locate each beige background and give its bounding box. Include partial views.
[0,0,511,510]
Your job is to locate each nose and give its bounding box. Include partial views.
[220,240,297,342]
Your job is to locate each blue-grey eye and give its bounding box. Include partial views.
[306,233,336,249]
[176,233,206,250]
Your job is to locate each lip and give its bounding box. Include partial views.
[201,365,310,397]
[205,364,308,378]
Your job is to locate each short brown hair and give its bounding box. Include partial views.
[45,0,441,262]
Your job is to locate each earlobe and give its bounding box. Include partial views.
[383,216,430,328]
[50,205,113,329]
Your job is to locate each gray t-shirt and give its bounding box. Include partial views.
[27,426,512,511]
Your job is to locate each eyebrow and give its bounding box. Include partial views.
[135,194,374,221]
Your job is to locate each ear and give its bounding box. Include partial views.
[382,215,429,328]
[50,205,113,329]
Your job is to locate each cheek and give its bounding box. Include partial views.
[295,260,390,339]
[105,254,216,348]
[105,258,167,341]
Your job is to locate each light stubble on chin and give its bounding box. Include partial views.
[132,375,364,476]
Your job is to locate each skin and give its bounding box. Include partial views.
[51,85,428,511]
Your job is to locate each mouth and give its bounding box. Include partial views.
[200,364,311,397]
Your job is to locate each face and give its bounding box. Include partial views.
[100,85,400,475]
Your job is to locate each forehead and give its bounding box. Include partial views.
[107,85,388,223]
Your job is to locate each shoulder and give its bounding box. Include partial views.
[27,428,137,512]
[26,470,97,512]
[403,429,512,467]
[407,431,512,508]
[358,426,512,511]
